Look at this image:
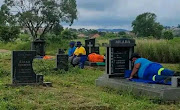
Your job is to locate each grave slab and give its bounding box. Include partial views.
[96,74,180,101]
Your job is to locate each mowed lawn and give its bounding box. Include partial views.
[0,52,180,110]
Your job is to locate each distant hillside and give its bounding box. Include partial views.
[97,29,129,32]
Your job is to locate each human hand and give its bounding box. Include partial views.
[127,76,133,80]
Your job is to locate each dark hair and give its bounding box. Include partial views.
[129,53,141,61]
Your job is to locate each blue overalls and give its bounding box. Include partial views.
[143,63,174,82]
[79,55,87,69]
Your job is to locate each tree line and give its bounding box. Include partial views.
[0,0,178,42]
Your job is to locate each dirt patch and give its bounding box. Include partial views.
[0,49,10,53]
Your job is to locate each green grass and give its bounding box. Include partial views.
[0,52,180,109]
[0,41,31,51]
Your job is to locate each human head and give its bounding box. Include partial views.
[76,41,82,47]
[69,41,75,48]
[130,53,141,63]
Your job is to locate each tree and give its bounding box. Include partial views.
[132,12,163,38]
[162,31,174,40]
[61,29,77,39]
[4,0,77,41]
[118,31,126,36]
[51,23,64,35]
[0,26,20,42]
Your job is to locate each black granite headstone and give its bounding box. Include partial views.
[105,38,136,77]
[85,38,100,55]
[56,54,68,71]
[85,38,95,47]
[58,49,66,54]
[31,39,45,57]
[12,51,45,84]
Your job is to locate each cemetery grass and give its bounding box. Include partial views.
[0,53,180,109]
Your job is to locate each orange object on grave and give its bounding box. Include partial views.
[43,55,53,60]
[88,53,104,62]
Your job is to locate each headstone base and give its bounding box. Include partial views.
[96,74,180,101]
[7,82,52,87]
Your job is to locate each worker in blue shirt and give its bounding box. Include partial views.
[68,41,76,57]
[128,53,175,82]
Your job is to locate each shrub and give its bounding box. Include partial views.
[45,33,62,43]
[104,33,117,38]
[162,31,174,40]
[61,29,77,39]
[0,26,20,42]
[19,34,31,42]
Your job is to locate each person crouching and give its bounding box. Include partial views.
[69,41,87,69]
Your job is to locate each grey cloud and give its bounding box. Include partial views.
[77,0,116,11]
[1,0,180,29]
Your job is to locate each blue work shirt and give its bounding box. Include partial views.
[134,58,153,78]
[68,47,76,56]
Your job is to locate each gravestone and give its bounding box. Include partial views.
[12,51,51,86]
[58,49,66,54]
[106,38,136,77]
[85,38,99,55]
[56,50,68,71]
[85,38,95,47]
[96,38,180,101]
[31,39,45,57]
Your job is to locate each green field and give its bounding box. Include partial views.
[0,43,180,109]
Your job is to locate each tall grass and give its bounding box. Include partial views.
[0,37,180,63]
[136,39,180,63]
[0,41,31,50]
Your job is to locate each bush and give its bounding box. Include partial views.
[0,26,20,42]
[61,29,77,39]
[118,31,126,36]
[104,33,117,38]
[45,33,62,43]
[162,31,174,40]
[19,34,31,42]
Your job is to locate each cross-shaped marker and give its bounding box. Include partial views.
[87,42,93,54]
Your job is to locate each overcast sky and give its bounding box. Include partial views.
[1,0,180,30]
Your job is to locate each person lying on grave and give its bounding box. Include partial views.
[69,41,87,69]
[127,53,177,83]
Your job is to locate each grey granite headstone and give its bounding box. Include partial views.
[12,51,51,86]
[31,39,45,57]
